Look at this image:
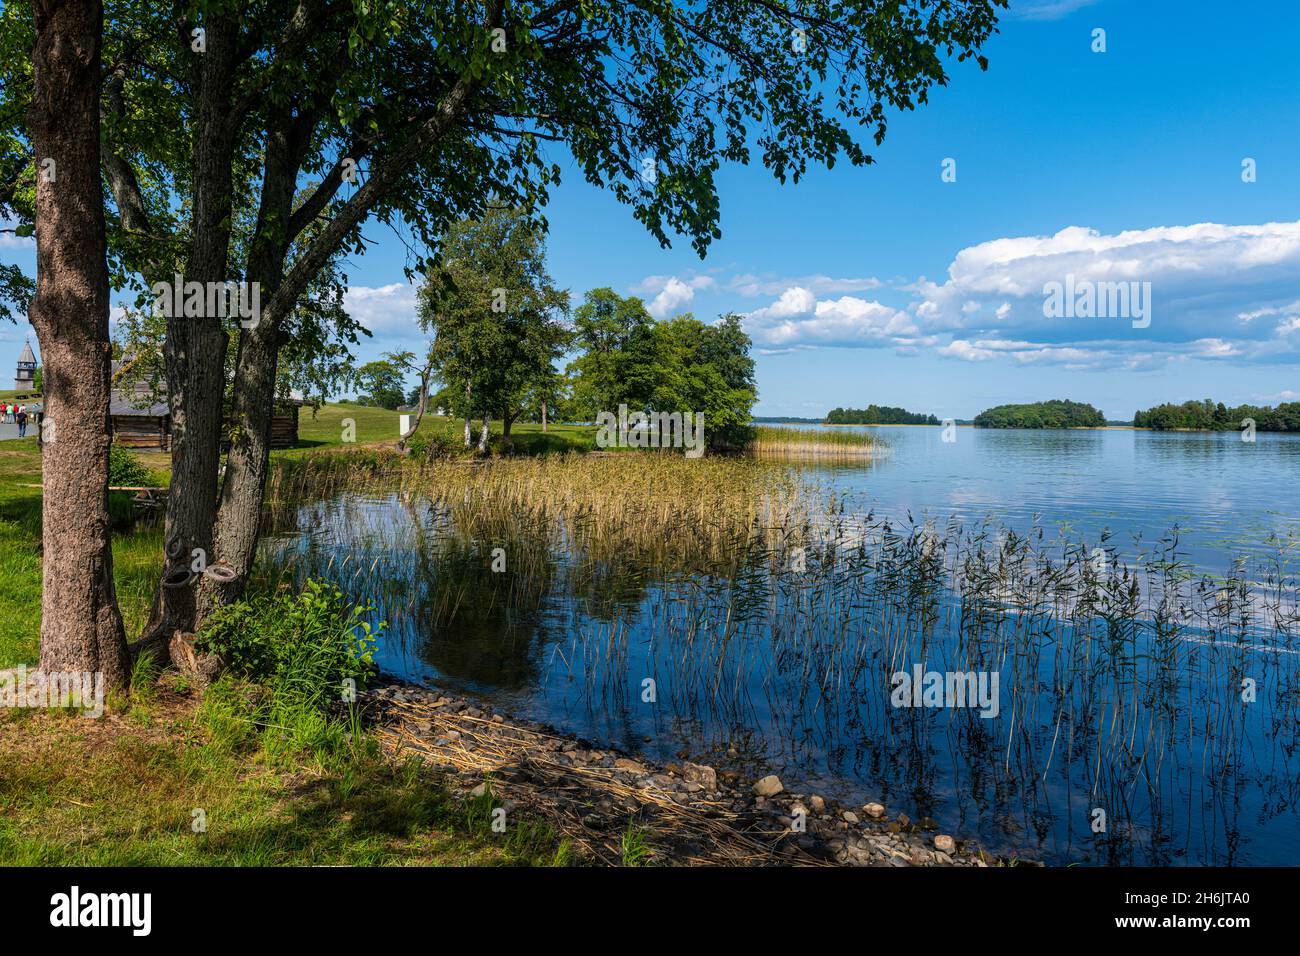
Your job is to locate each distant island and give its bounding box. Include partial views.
[826,405,939,425]
[1133,399,1300,432]
[973,399,1106,429]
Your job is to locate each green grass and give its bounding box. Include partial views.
[292,404,597,457]
[0,681,574,866]
[0,437,165,666]
[296,402,404,446]
[0,431,581,867]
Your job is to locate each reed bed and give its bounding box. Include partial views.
[747,425,883,460]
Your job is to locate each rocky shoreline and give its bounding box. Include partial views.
[363,677,1025,867]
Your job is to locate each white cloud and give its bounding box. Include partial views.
[343,283,421,338]
[744,287,917,349]
[912,220,1300,367]
[729,273,882,298]
[1,216,33,250]
[937,339,996,362]
[633,274,715,318]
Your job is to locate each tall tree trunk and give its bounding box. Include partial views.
[541,399,547,432]
[27,0,129,688]
[198,320,278,619]
[477,415,489,452]
[197,103,315,622]
[143,14,239,645]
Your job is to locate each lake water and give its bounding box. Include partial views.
[801,424,1300,575]
[265,427,1300,865]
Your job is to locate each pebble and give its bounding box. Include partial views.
[934,834,956,853]
[753,775,784,797]
[863,802,885,819]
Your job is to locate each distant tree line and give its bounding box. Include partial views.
[973,399,1106,429]
[826,405,939,425]
[1133,399,1300,431]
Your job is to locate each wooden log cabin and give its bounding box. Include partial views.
[109,362,302,451]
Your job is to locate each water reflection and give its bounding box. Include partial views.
[260,465,1300,865]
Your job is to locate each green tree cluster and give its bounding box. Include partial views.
[973,399,1106,429]
[1133,399,1300,431]
[418,207,570,442]
[826,405,938,425]
[567,289,757,451]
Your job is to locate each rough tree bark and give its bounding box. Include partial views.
[142,14,239,646]
[27,0,130,688]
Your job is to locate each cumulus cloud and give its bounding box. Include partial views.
[743,287,918,349]
[937,339,996,362]
[913,220,1300,367]
[343,282,421,338]
[632,274,715,318]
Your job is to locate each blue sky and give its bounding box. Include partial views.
[4,0,1299,419]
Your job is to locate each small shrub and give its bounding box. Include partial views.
[108,442,155,487]
[197,579,381,709]
[406,430,462,461]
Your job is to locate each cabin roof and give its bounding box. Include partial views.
[109,397,170,418]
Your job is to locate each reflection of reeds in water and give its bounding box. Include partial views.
[259,449,1300,864]
[747,426,883,460]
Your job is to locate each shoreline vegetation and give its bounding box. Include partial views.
[747,425,883,459]
[0,424,984,868]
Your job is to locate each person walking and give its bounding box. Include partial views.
[15,407,26,438]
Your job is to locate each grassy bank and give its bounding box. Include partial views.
[294,404,598,457]
[0,433,578,867]
[0,679,571,866]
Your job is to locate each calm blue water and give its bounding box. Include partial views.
[794,424,1300,574]
[266,427,1300,865]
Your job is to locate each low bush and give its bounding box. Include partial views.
[405,430,463,461]
[197,579,381,708]
[107,442,156,487]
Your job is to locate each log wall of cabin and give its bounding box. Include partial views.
[111,415,169,450]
